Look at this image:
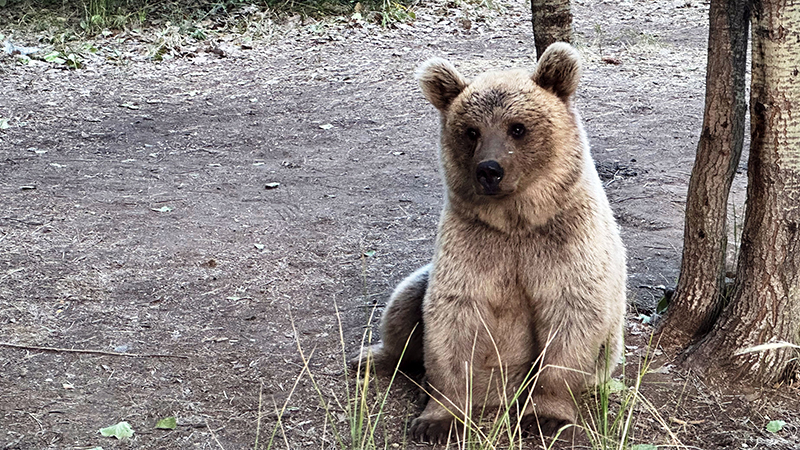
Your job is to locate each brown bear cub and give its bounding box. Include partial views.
[354,43,627,444]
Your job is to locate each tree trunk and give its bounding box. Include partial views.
[685,0,800,385]
[530,0,572,60]
[658,0,750,349]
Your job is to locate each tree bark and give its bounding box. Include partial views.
[658,0,750,349]
[531,0,572,60]
[686,0,800,385]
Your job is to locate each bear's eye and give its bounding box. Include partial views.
[509,123,526,139]
[465,128,480,140]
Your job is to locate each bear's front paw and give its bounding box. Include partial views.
[520,414,573,438]
[409,417,458,444]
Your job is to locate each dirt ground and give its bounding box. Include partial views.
[1,0,798,448]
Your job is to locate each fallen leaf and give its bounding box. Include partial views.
[767,420,786,433]
[650,364,673,374]
[601,56,622,65]
[43,51,65,64]
[606,378,626,393]
[99,421,134,439]
[735,341,800,355]
[635,313,651,324]
[155,416,177,430]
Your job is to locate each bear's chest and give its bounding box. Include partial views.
[427,225,564,368]
[430,218,572,308]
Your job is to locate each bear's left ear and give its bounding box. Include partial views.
[416,58,469,112]
[531,42,582,102]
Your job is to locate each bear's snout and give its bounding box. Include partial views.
[476,160,504,195]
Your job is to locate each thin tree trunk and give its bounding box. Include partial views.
[686,0,800,385]
[531,0,572,60]
[659,0,750,349]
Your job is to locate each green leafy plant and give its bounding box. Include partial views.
[377,1,416,26]
[42,50,82,68]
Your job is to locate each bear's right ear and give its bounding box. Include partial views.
[416,58,469,112]
[531,42,582,102]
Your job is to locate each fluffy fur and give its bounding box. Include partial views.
[354,42,627,444]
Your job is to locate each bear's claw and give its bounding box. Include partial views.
[409,417,459,445]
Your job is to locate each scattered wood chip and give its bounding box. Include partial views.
[206,46,226,57]
[670,417,705,426]
[602,57,622,65]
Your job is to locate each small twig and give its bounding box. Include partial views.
[0,217,45,226]
[27,412,43,432]
[0,342,189,359]
[206,421,226,450]
[151,198,186,204]
[614,194,655,203]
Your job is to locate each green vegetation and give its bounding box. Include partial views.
[267,311,679,450]
[0,0,417,37]
[0,0,418,67]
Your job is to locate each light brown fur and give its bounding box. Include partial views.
[353,43,627,443]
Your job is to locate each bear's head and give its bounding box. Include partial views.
[417,43,587,225]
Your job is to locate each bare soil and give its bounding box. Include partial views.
[1,0,798,449]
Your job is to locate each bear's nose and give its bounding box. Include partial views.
[476,160,504,194]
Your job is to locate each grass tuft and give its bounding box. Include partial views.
[264,305,682,450]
